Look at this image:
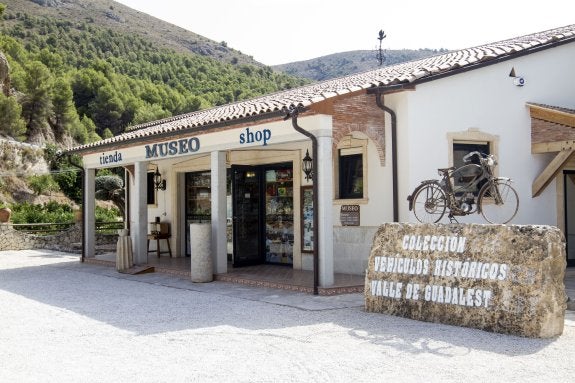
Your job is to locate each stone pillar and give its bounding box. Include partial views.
[84,168,96,259]
[211,151,228,274]
[190,223,213,282]
[317,133,334,287]
[131,161,148,264]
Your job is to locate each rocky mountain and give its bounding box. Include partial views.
[2,0,260,66]
[273,49,448,81]
[0,0,307,147]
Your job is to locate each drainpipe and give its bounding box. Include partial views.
[67,154,86,262]
[375,92,399,222]
[286,106,319,295]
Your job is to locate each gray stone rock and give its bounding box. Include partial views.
[365,223,567,338]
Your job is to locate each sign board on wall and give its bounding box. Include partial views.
[364,223,566,338]
[340,205,360,226]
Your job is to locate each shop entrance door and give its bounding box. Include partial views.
[232,166,263,266]
[232,163,294,267]
[564,171,575,267]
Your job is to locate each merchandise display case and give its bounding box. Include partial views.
[185,171,211,256]
[186,171,211,222]
[264,167,294,264]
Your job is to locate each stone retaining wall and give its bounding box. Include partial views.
[365,223,567,338]
[0,223,117,253]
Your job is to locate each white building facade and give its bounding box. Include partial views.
[67,25,575,288]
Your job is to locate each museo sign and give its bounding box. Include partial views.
[364,223,567,338]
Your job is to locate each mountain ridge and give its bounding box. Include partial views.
[3,0,261,67]
[273,48,448,81]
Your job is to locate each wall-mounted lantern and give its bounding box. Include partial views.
[302,149,313,181]
[154,168,166,190]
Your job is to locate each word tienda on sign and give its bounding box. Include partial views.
[99,151,123,165]
[239,127,272,146]
[145,137,200,159]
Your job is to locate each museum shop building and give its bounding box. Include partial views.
[66,25,575,293]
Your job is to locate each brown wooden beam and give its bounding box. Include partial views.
[532,140,575,153]
[528,104,575,128]
[532,150,574,197]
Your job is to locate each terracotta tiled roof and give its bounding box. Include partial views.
[67,24,575,153]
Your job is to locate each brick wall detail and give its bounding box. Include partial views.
[532,118,575,144]
[332,93,386,165]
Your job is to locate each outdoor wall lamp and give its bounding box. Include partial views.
[154,168,166,190]
[302,149,313,181]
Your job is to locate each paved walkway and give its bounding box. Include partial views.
[1,250,574,382]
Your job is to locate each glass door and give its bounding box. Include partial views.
[232,166,263,266]
[185,171,211,256]
[264,164,294,265]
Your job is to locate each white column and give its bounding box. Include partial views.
[211,151,228,274]
[317,134,334,286]
[84,168,96,259]
[132,161,148,264]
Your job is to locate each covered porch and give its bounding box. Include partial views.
[85,251,364,296]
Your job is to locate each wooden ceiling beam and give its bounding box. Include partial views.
[528,104,575,128]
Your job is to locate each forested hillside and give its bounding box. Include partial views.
[273,49,448,81]
[0,0,307,147]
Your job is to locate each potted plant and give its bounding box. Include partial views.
[0,202,11,223]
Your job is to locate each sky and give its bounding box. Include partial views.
[114,0,575,66]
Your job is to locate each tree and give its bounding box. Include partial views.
[95,175,125,218]
[80,115,100,143]
[0,92,26,140]
[101,128,113,139]
[20,61,53,136]
[51,77,77,138]
[44,144,83,204]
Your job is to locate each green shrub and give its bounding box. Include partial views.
[10,201,74,224]
[10,201,121,224]
[27,174,60,196]
[95,205,120,222]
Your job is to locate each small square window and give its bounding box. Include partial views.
[453,142,489,168]
[339,152,363,199]
[452,142,490,195]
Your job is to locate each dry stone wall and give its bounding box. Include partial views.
[0,223,116,253]
[365,223,567,338]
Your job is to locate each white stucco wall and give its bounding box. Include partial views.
[391,43,575,225]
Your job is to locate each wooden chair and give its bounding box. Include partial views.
[147,222,172,258]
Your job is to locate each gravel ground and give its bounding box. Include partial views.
[1,250,574,383]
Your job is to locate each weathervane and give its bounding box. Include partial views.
[376,29,386,66]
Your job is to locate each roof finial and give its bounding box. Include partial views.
[376,29,387,66]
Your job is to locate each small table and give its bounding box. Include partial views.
[147,232,172,257]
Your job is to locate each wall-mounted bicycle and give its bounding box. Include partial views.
[407,152,519,224]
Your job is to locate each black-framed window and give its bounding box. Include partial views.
[453,142,490,168]
[339,152,363,199]
[452,142,490,195]
[147,171,156,205]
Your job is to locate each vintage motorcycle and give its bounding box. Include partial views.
[407,151,519,224]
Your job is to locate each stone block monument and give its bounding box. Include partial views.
[365,223,566,338]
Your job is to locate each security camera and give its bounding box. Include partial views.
[513,77,525,86]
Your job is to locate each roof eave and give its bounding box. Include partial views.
[64,107,294,156]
